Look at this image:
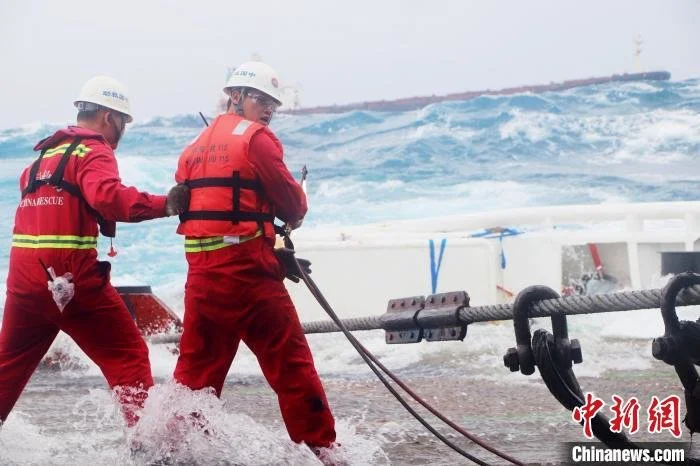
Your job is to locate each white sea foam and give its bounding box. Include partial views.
[0,78,698,466]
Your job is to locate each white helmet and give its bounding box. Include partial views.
[74,76,133,123]
[223,61,282,104]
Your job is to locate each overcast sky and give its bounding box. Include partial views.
[1,0,698,129]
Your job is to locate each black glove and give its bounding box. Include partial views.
[166,183,190,216]
[274,247,311,283]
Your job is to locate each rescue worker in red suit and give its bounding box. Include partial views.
[0,76,189,428]
[172,61,339,462]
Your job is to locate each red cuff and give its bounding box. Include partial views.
[152,195,168,217]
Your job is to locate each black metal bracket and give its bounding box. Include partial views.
[504,285,582,376]
[651,272,700,434]
[652,272,700,365]
[416,291,469,342]
[381,296,425,344]
[381,291,470,344]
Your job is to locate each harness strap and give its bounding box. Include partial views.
[23,147,49,197]
[49,138,83,187]
[178,210,274,223]
[186,177,262,191]
[232,171,241,225]
[20,137,115,238]
[23,178,83,198]
[181,171,275,230]
[22,138,82,198]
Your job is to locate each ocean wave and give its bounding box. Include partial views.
[0,77,697,279]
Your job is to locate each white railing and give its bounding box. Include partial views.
[299,201,700,241]
[290,202,700,319]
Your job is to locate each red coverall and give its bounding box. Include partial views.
[173,114,336,448]
[0,126,166,426]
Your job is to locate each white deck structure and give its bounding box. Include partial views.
[288,201,700,322]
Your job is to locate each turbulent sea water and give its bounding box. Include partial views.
[0,78,699,465]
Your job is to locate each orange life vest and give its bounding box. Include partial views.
[176,114,280,238]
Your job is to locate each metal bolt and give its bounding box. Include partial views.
[503,347,519,372]
[652,337,670,362]
[570,339,583,364]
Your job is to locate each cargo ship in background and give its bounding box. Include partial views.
[281,70,672,115]
[225,41,671,115]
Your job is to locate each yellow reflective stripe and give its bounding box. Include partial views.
[43,143,92,159]
[11,234,98,249]
[243,230,263,243]
[184,231,262,253]
[184,237,231,253]
[42,143,71,157]
[72,144,91,157]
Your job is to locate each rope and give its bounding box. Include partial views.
[354,334,523,464]
[296,264,498,464]
[463,286,700,323]
[303,316,382,334]
[146,315,382,345]
[149,286,700,341]
[284,234,521,464]
[301,285,700,334]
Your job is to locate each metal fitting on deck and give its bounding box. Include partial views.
[381,296,425,344]
[417,291,469,342]
[652,272,700,365]
[504,285,582,375]
[380,291,470,344]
